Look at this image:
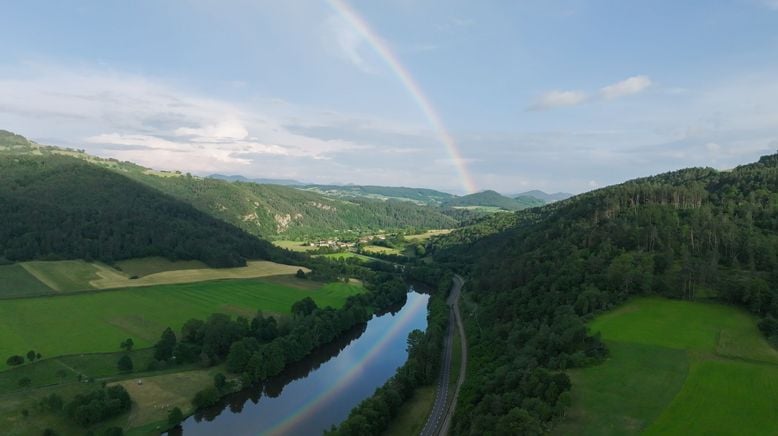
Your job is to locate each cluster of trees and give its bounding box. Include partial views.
[64,385,131,427]
[0,154,293,267]
[144,272,409,412]
[429,152,778,434]
[328,284,450,435]
[6,350,41,366]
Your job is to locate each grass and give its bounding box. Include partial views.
[645,359,778,435]
[8,259,309,292]
[113,369,215,431]
[404,229,452,242]
[91,260,307,289]
[272,240,320,252]
[0,264,53,298]
[0,278,363,369]
[384,386,436,436]
[319,252,376,262]
[114,257,208,278]
[555,341,690,435]
[21,260,104,292]
[362,245,402,255]
[555,297,778,435]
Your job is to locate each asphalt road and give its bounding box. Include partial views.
[420,274,466,436]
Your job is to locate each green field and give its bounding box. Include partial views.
[319,252,377,262]
[114,257,208,277]
[272,240,320,252]
[0,278,362,369]
[0,264,53,298]
[5,259,307,293]
[555,297,778,435]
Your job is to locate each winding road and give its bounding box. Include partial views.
[420,274,467,436]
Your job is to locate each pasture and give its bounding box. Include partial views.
[5,259,308,293]
[0,264,53,298]
[0,279,363,369]
[404,229,452,241]
[555,297,778,435]
[272,240,320,252]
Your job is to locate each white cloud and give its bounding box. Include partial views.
[761,0,778,10]
[325,14,373,73]
[600,75,652,99]
[530,90,588,111]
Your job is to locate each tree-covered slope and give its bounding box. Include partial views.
[0,131,458,240]
[429,153,778,434]
[299,184,456,206]
[0,153,284,267]
[513,190,573,203]
[442,189,545,211]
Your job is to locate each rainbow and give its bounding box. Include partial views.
[264,293,429,435]
[327,0,478,194]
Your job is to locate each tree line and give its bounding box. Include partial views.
[429,152,778,434]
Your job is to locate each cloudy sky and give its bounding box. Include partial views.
[1,0,777,194]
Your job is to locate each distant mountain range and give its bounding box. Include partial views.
[443,190,545,211]
[209,174,306,186]
[511,190,573,203]
[211,172,571,211]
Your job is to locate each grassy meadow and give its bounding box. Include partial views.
[0,278,363,370]
[555,297,778,435]
[1,258,308,295]
[0,264,53,298]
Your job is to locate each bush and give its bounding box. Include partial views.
[192,386,220,409]
[168,406,184,426]
[6,355,24,366]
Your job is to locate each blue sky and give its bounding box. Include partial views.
[1,0,777,193]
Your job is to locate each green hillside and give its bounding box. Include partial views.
[430,152,778,434]
[300,184,456,205]
[0,131,457,240]
[442,189,545,211]
[555,297,778,435]
[0,151,284,267]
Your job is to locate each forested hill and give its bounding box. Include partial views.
[0,153,289,268]
[298,184,456,205]
[0,131,458,240]
[442,189,545,211]
[429,153,778,434]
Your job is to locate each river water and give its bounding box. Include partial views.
[175,290,429,435]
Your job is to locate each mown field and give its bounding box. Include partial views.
[0,264,52,298]
[555,297,778,435]
[1,258,307,295]
[0,278,363,370]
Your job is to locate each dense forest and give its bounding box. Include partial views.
[428,152,778,434]
[0,154,288,267]
[442,190,545,211]
[0,131,459,240]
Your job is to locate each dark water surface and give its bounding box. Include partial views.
[175,290,429,435]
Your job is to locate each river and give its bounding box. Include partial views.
[174,289,430,435]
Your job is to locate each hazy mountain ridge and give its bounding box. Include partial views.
[513,189,573,203]
[0,130,457,240]
[442,190,546,211]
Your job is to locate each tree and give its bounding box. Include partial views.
[154,327,177,361]
[6,355,24,366]
[291,297,318,318]
[192,386,220,409]
[26,350,36,362]
[214,373,227,391]
[120,338,134,351]
[117,355,133,373]
[168,406,184,426]
[296,269,306,279]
